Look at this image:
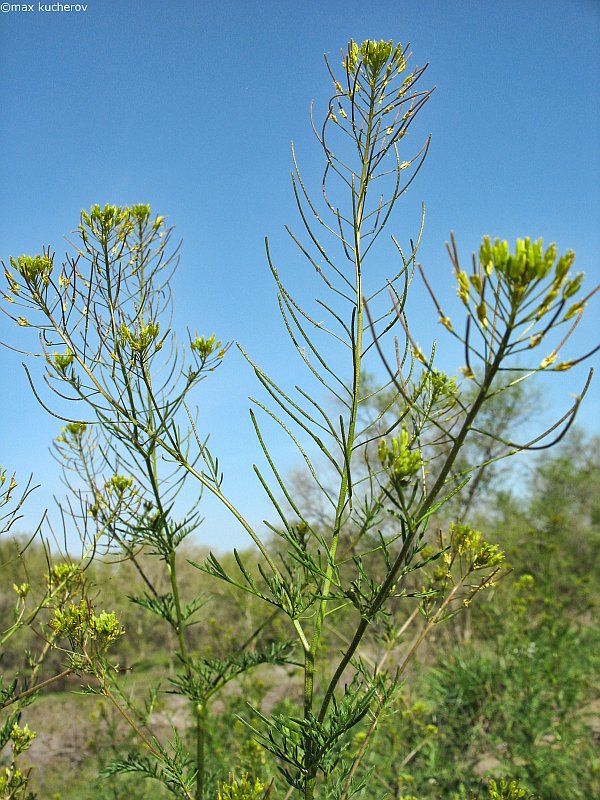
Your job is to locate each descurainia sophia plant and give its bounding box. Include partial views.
[2,37,598,799]
[2,203,294,800]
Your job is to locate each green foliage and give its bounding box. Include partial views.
[424,628,598,797]
[171,641,297,705]
[102,737,196,797]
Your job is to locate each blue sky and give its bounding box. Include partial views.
[1,0,599,551]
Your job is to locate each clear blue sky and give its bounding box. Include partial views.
[1,0,599,551]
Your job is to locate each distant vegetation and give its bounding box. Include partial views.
[1,38,598,800]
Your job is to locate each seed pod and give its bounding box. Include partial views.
[564,300,585,321]
[476,300,488,328]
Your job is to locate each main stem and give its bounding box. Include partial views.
[196,703,206,800]
[303,84,376,800]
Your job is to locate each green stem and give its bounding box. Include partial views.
[141,445,189,663]
[196,703,206,800]
[304,78,377,800]
[143,420,206,794]
[316,311,517,729]
[167,550,189,662]
[5,668,73,708]
[102,237,140,442]
[416,312,517,523]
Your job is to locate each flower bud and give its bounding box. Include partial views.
[377,438,388,466]
[476,300,488,328]
[554,251,576,285]
[469,274,482,294]
[457,271,470,305]
[540,242,557,279]
[479,236,493,273]
[562,272,584,299]
[540,352,557,369]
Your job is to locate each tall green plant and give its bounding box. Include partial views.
[2,207,293,799]
[2,38,597,799]
[200,39,594,798]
